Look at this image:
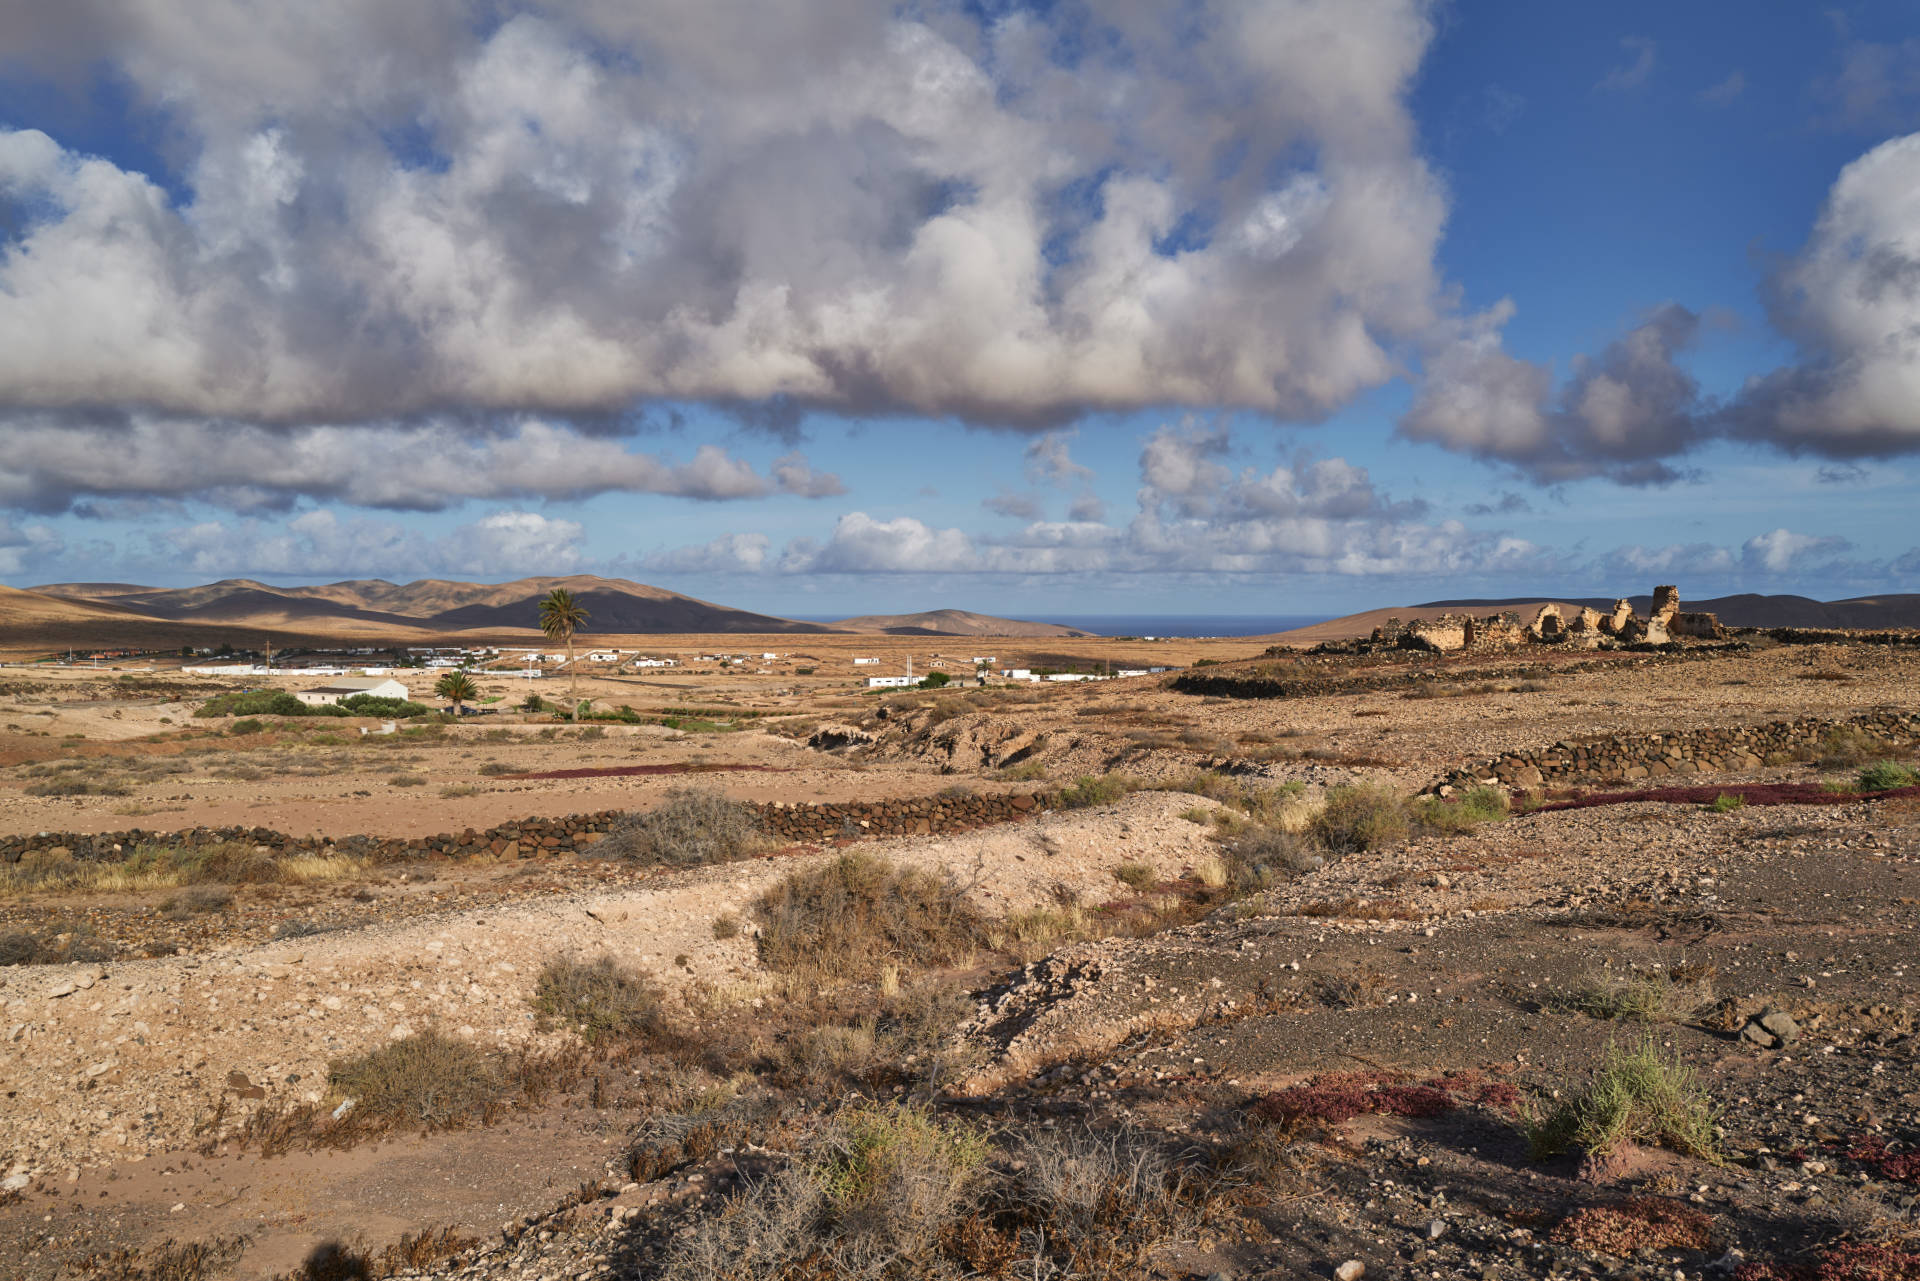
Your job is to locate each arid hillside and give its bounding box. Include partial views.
[1,629,1918,1280]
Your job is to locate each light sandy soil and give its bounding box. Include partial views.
[0,790,1215,1178]
[3,632,1920,1279]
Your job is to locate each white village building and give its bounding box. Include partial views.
[294,675,410,707]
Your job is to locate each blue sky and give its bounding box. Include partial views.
[2,1,1919,617]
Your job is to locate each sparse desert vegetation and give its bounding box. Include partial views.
[1,628,1919,1279]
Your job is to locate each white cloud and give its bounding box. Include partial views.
[770,453,846,498]
[1400,302,1704,485]
[0,2,1448,436]
[1740,528,1851,574]
[1724,133,1920,456]
[1598,36,1657,93]
[145,507,585,577]
[641,532,772,575]
[0,518,63,576]
[654,427,1537,581]
[1023,431,1093,487]
[1699,71,1746,108]
[0,416,833,513]
[802,513,983,574]
[1812,30,1920,130]
[983,493,1044,521]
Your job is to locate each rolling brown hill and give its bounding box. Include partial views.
[20,575,838,643]
[830,608,1094,637]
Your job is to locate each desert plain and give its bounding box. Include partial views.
[0,611,1918,1281]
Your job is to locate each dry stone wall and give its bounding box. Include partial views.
[1428,710,1920,794]
[0,792,1051,866]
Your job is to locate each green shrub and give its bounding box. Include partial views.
[1707,792,1745,813]
[1858,760,1919,792]
[755,852,986,978]
[1113,862,1158,891]
[1557,970,1714,1023]
[229,718,267,736]
[195,690,308,718]
[598,789,768,865]
[1311,784,1409,853]
[1414,785,1510,834]
[339,694,429,718]
[25,775,130,797]
[532,955,662,1043]
[1527,1038,1719,1164]
[1817,726,1893,769]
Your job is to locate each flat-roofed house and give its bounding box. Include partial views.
[295,675,410,707]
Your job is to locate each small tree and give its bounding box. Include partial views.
[434,670,479,716]
[539,588,591,708]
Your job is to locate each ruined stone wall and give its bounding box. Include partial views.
[1428,710,1920,793]
[0,792,1052,866]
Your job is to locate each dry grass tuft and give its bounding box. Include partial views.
[754,852,986,979]
[327,1029,505,1129]
[598,788,769,865]
[531,955,663,1043]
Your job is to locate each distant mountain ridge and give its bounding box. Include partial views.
[31,575,833,636]
[18,577,1089,641]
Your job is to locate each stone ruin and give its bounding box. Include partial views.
[1367,585,1725,654]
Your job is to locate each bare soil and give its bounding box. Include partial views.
[2,638,1918,1279]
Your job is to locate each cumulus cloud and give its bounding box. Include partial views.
[640,532,772,575]
[656,427,1535,581]
[1400,302,1705,485]
[1721,133,1920,457]
[0,416,834,513]
[143,507,586,578]
[0,1,1448,440]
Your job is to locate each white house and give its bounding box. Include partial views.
[295,675,410,707]
[866,675,915,688]
[852,657,880,666]
[585,650,622,663]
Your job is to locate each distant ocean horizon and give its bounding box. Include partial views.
[790,613,1334,637]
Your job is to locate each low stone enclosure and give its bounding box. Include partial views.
[0,790,1051,867]
[1426,710,1920,795]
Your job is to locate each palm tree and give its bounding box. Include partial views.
[539,588,590,706]
[434,670,479,716]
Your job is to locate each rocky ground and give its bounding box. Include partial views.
[0,639,1917,1279]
